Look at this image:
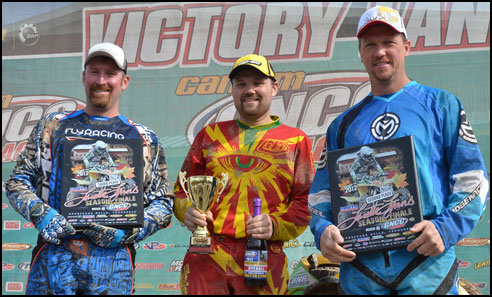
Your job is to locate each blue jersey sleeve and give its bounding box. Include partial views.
[429,91,488,250]
[308,116,344,250]
[5,112,69,222]
[130,123,175,241]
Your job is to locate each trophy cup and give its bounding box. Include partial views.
[179,171,229,254]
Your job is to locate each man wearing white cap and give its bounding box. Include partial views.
[174,54,315,294]
[6,43,174,294]
[309,6,488,294]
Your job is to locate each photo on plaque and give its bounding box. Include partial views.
[60,137,144,229]
[328,135,423,254]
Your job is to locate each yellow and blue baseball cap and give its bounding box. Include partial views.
[357,6,407,39]
[229,54,276,81]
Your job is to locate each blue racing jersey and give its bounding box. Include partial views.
[309,81,488,252]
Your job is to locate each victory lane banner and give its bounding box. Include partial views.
[328,136,423,254]
[60,137,144,229]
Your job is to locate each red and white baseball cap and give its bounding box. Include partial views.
[85,43,127,73]
[357,6,407,39]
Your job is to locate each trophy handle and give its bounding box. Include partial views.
[215,173,229,202]
[178,171,191,203]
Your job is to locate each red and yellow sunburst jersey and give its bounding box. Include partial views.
[174,116,314,241]
[174,116,314,294]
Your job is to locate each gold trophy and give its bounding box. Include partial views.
[179,171,229,254]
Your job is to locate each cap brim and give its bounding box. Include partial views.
[357,20,404,38]
[85,50,126,71]
[229,65,275,81]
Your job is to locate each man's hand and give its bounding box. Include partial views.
[320,225,356,263]
[183,206,212,233]
[83,223,136,248]
[407,220,445,256]
[31,203,76,245]
[246,214,273,240]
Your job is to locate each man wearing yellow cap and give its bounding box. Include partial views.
[174,54,315,294]
[309,5,488,295]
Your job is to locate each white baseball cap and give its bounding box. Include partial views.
[85,43,127,72]
[357,6,407,39]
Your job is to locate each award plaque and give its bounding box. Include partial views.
[60,138,144,229]
[179,171,228,254]
[328,136,422,254]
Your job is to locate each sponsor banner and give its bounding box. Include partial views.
[456,238,490,247]
[3,3,489,58]
[5,282,23,293]
[2,243,33,251]
[136,263,165,270]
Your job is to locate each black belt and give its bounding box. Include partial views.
[344,254,458,294]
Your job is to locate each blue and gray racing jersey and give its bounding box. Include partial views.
[309,81,489,251]
[6,109,174,241]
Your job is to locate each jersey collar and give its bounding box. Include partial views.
[370,81,417,102]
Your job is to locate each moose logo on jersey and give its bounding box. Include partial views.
[370,112,400,141]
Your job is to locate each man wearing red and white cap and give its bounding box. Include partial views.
[6,43,175,294]
[309,5,488,295]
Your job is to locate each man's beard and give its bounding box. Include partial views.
[88,87,111,108]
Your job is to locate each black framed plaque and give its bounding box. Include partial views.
[328,136,422,254]
[60,137,144,229]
